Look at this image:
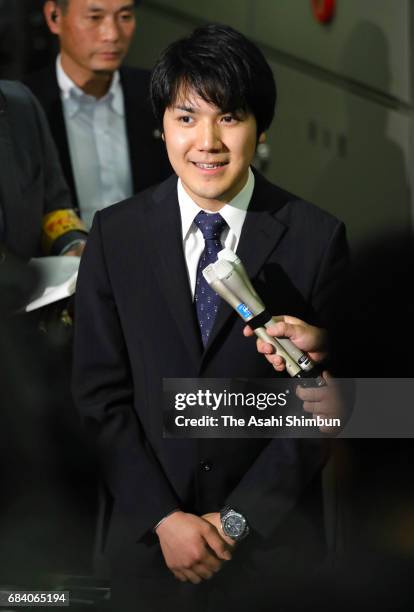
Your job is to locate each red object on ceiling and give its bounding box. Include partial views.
[311,0,336,23]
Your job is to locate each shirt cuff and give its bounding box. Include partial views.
[59,238,86,255]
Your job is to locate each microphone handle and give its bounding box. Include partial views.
[208,272,318,380]
[254,327,303,378]
[254,326,326,386]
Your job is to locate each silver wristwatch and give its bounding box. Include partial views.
[220,506,250,541]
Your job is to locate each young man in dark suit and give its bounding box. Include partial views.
[24,0,171,228]
[73,24,348,611]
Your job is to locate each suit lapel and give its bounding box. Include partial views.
[121,68,160,193]
[148,178,203,365]
[27,66,78,209]
[51,100,78,209]
[121,69,140,192]
[202,172,288,356]
[45,69,79,209]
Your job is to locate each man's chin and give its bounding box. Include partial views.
[91,60,123,75]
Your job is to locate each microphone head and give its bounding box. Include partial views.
[209,259,234,282]
[217,248,240,264]
[203,264,244,311]
[202,263,219,284]
[217,248,258,297]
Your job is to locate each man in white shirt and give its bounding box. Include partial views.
[24,0,171,229]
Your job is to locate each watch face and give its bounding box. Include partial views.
[224,513,244,538]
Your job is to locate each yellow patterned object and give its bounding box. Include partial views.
[42,209,86,254]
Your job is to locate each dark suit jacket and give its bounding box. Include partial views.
[23,64,172,210]
[73,171,348,607]
[0,80,86,261]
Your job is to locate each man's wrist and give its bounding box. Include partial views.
[153,508,181,533]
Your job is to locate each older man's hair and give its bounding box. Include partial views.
[51,0,137,10]
[52,0,69,12]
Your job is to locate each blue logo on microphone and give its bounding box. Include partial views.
[237,303,253,319]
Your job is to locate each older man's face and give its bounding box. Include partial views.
[48,0,136,77]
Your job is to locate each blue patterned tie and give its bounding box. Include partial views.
[194,211,227,346]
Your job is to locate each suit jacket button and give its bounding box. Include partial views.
[200,460,212,472]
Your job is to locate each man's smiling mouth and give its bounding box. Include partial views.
[192,162,229,169]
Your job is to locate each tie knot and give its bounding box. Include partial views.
[194,211,227,241]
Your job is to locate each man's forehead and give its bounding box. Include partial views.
[171,87,222,113]
[174,97,215,111]
[73,0,134,11]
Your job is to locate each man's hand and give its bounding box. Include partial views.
[202,512,237,548]
[155,511,232,584]
[244,315,328,373]
[296,371,347,433]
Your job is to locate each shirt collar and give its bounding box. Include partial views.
[56,54,124,117]
[178,166,255,241]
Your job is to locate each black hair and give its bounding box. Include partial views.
[150,24,276,137]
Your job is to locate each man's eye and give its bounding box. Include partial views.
[178,116,194,124]
[221,115,237,124]
[88,14,101,21]
[119,12,134,21]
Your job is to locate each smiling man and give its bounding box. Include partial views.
[161,97,259,210]
[73,24,348,612]
[24,0,171,229]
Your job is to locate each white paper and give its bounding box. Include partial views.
[24,256,80,312]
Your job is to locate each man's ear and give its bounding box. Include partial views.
[258,133,266,144]
[44,1,62,34]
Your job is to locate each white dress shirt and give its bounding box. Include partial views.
[177,167,255,298]
[57,56,133,230]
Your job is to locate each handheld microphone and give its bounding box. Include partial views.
[203,251,325,385]
[216,251,312,372]
[217,248,260,299]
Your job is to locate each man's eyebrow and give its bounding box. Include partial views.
[175,105,195,113]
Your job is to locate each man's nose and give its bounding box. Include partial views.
[100,16,120,41]
[196,120,222,151]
